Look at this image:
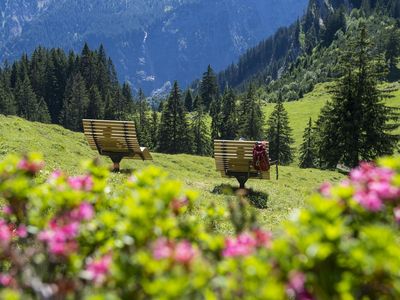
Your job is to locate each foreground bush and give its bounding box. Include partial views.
[0,153,399,299]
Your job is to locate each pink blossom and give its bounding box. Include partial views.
[152,238,174,260]
[68,175,94,191]
[0,274,12,287]
[253,229,272,248]
[223,233,257,257]
[85,254,112,284]
[174,241,196,264]
[2,206,12,215]
[369,182,400,201]
[49,240,78,256]
[16,225,28,238]
[355,191,383,212]
[71,202,94,221]
[39,219,80,256]
[17,158,44,174]
[394,207,400,224]
[319,182,332,197]
[0,220,12,246]
[171,197,189,214]
[287,271,314,300]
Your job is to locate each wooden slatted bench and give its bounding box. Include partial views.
[214,140,271,189]
[83,119,152,171]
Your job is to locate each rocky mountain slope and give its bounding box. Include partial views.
[0,0,308,93]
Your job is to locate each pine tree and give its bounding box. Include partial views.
[136,88,151,146]
[15,76,50,123]
[149,110,159,150]
[184,89,194,112]
[193,95,201,110]
[200,65,219,110]
[191,97,212,156]
[158,81,192,154]
[238,84,264,140]
[87,85,104,119]
[220,86,238,139]
[317,23,399,168]
[299,118,316,168]
[209,97,221,140]
[60,73,89,131]
[265,96,294,165]
[0,82,17,115]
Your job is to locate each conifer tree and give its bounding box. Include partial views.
[191,97,212,156]
[15,76,50,123]
[60,73,89,131]
[158,81,192,154]
[299,118,316,168]
[200,65,219,110]
[266,96,294,165]
[209,97,221,141]
[0,82,17,115]
[193,95,201,110]
[238,84,264,140]
[87,85,104,119]
[36,97,51,123]
[184,89,193,112]
[220,87,238,139]
[136,88,151,146]
[316,23,399,168]
[149,110,159,150]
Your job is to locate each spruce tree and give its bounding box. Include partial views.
[184,89,193,112]
[191,97,212,156]
[316,23,399,168]
[265,96,294,165]
[0,82,17,115]
[136,88,151,146]
[238,84,264,140]
[209,97,221,141]
[87,85,104,119]
[158,81,192,154]
[149,110,159,150]
[200,65,219,110]
[15,77,50,123]
[299,118,316,168]
[220,86,238,139]
[60,73,89,131]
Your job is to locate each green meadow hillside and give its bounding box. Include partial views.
[0,115,342,233]
[263,81,400,154]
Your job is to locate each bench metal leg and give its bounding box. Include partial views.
[109,154,124,172]
[235,175,249,189]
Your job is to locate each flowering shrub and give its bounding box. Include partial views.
[0,153,399,299]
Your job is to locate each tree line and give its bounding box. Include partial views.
[1,21,398,169]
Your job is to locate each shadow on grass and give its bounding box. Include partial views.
[212,184,269,209]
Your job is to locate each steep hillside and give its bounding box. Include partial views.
[263,81,400,153]
[0,0,308,93]
[216,0,400,95]
[0,114,342,231]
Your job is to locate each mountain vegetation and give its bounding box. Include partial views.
[0,0,308,93]
[0,0,399,167]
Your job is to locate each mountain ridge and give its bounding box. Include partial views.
[0,0,308,93]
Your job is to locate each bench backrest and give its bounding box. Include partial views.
[214,140,269,176]
[83,119,141,155]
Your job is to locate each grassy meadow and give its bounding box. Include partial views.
[1,81,399,232]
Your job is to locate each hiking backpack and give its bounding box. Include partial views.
[252,142,270,172]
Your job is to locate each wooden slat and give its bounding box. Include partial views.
[83,119,135,126]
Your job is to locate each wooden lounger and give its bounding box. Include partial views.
[83,119,152,171]
[214,140,271,189]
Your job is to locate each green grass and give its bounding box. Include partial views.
[263,80,400,155]
[0,114,343,233]
[1,81,398,232]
